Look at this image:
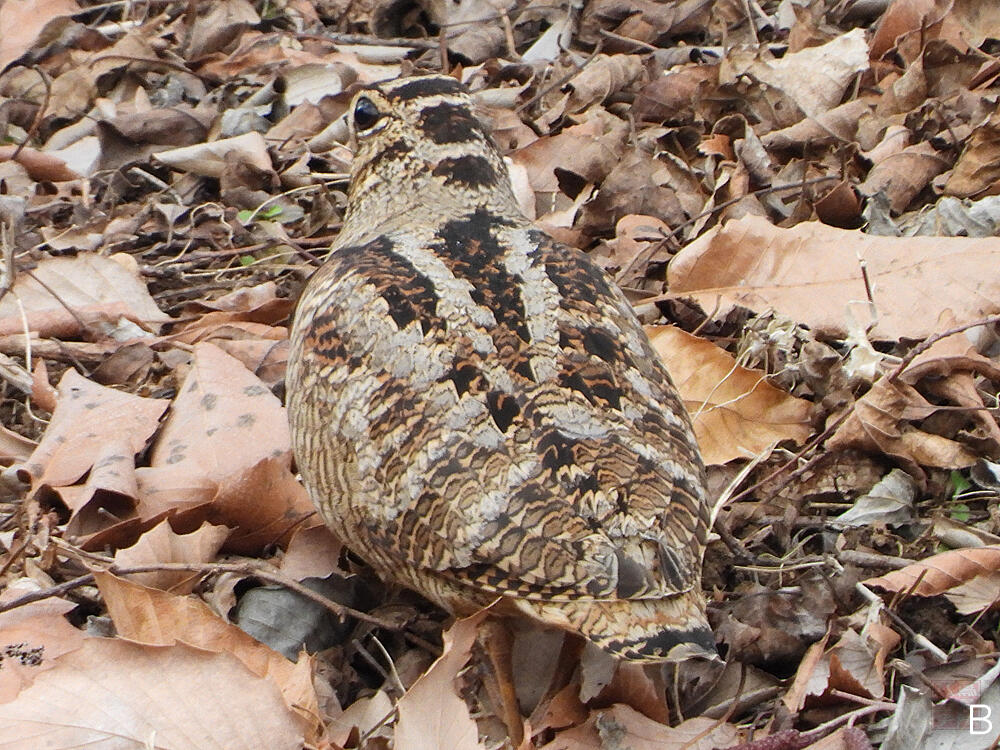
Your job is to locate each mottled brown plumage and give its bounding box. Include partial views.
[287,74,715,661]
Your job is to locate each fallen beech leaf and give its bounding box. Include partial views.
[395,610,488,750]
[0,0,79,68]
[0,254,170,338]
[0,424,35,464]
[945,110,1000,198]
[19,369,167,490]
[113,520,230,593]
[135,343,312,552]
[0,597,85,702]
[726,28,869,121]
[154,131,273,178]
[279,523,342,580]
[0,145,79,181]
[668,214,1000,339]
[540,705,742,750]
[826,376,979,469]
[859,141,950,213]
[647,325,812,465]
[0,638,304,749]
[865,544,1000,600]
[96,571,322,740]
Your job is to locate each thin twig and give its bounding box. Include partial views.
[886,314,1000,383]
[0,560,401,632]
[11,66,51,161]
[515,42,604,114]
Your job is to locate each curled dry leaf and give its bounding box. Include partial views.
[826,372,980,470]
[668,214,1000,339]
[647,325,812,465]
[113,520,230,593]
[0,0,80,70]
[865,544,1000,614]
[0,638,304,749]
[540,704,742,750]
[154,131,273,179]
[0,254,170,338]
[0,146,80,181]
[858,140,951,214]
[945,110,1000,198]
[725,28,869,121]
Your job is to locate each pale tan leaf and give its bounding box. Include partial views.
[0,638,304,749]
[668,214,1000,339]
[0,596,84,703]
[647,325,812,464]
[95,571,322,741]
[0,254,170,337]
[135,343,312,550]
[113,521,230,593]
[154,132,272,178]
[395,610,488,750]
[18,369,167,490]
[540,706,742,750]
[0,0,80,70]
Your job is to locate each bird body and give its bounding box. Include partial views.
[287,75,715,661]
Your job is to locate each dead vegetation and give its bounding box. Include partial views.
[1,0,1000,748]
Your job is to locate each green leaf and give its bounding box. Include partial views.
[239,255,255,267]
[950,470,971,499]
[950,503,971,523]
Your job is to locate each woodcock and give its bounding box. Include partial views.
[287,74,716,661]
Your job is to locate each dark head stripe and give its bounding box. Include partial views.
[383,76,468,101]
[431,155,498,188]
[419,102,483,144]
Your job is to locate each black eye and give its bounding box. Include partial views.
[353,97,383,132]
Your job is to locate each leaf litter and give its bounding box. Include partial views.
[0,0,999,748]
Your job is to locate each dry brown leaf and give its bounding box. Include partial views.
[279,523,343,580]
[782,633,831,712]
[859,141,951,213]
[945,110,1000,197]
[0,0,80,70]
[865,544,1000,602]
[826,376,980,469]
[564,54,645,114]
[540,705,742,750]
[0,424,36,465]
[135,343,312,552]
[19,369,167,491]
[113,520,230,593]
[0,596,84,703]
[511,112,627,194]
[0,145,80,181]
[394,610,488,750]
[0,638,304,748]
[154,131,273,178]
[647,325,812,465]
[0,254,170,338]
[96,571,322,741]
[725,29,869,122]
[668,214,1000,339]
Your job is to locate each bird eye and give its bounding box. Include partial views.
[353,97,383,133]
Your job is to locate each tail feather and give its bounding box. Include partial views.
[517,591,717,662]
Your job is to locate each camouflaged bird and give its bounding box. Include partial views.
[287,74,715,661]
